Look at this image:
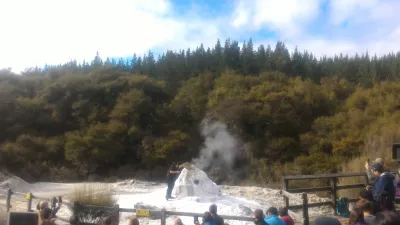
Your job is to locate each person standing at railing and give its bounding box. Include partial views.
[278,207,293,225]
[365,158,388,185]
[264,207,285,225]
[253,209,269,225]
[369,163,396,212]
[209,204,224,225]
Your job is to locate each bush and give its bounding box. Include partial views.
[70,183,117,207]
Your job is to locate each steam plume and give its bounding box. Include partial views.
[192,118,242,171]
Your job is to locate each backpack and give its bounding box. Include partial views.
[336,197,350,217]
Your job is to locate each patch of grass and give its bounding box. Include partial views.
[70,183,117,207]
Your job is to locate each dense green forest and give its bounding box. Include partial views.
[1,38,400,184]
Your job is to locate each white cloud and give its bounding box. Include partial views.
[231,0,321,39]
[0,0,221,73]
[1,0,400,73]
[236,0,400,57]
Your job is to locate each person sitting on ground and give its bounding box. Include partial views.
[201,212,217,225]
[370,163,396,212]
[253,209,268,225]
[264,207,285,225]
[129,215,139,225]
[374,211,400,225]
[174,217,184,225]
[69,215,80,225]
[209,204,224,225]
[355,199,375,225]
[348,208,367,225]
[278,207,293,225]
[310,217,341,225]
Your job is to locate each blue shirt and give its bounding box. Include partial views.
[264,215,285,225]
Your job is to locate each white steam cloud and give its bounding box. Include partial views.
[192,118,242,171]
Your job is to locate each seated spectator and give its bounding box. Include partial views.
[253,209,268,225]
[38,208,57,225]
[209,204,224,225]
[264,207,285,225]
[355,199,375,225]
[375,211,400,225]
[278,207,293,225]
[348,208,366,225]
[311,217,341,225]
[102,217,112,225]
[174,217,184,225]
[69,215,80,225]
[129,215,139,225]
[201,212,216,225]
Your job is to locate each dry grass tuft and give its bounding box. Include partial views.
[70,183,117,207]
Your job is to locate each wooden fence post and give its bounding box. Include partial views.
[26,192,32,212]
[160,208,166,225]
[330,178,337,215]
[282,178,289,208]
[6,188,12,212]
[113,204,120,225]
[302,193,309,225]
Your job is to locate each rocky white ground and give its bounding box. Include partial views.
[0,175,333,225]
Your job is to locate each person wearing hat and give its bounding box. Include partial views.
[370,163,396,212]
[365,158,385,184]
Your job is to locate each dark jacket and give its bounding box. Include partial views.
[211,214,224,225]
[254,219,269,225]
[373,172,396,211]
[373,173,395,201]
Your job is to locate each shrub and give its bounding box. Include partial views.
[70,183,117,207]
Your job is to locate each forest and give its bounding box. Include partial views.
[1,38,400,184]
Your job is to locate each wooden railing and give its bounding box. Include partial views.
[281,172,400,220]
[0,187,254,225]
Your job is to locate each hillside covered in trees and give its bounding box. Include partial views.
[1,38,400,184]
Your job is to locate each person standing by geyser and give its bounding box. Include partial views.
[166,162,181,200]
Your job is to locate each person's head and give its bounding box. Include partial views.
[69,215,80,225]
[311,217,341,225]
[373,158,385,165]
[359,189,374,202]
[253,209,264,221]
[129,216,139,225]
[103,217,112,225]
[375,211,400,225]
[355,199,374,215]
[278,207,289,217]
[348,208,364,225]
[174,217,183,225]
[371,163,384,176]
[203,211,214,224]
[209,204,217,215]
[39,201,50,211]
[266,207,278,216]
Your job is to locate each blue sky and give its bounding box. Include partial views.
[0,0,399,73]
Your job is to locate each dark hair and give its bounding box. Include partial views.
[203,211,214,224]
[254,209,264,220]
[40,208,52,220]
[355,199,374,214]
[103,217,112,225]
[69,215,80,225]
[375,211,400,225]
[209,204,217,214]
[278,207,288,217]
[359,189,374,201]
[267,207,278,216]
[348,208,364,225]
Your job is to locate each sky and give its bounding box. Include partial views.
[0,0,400,73]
